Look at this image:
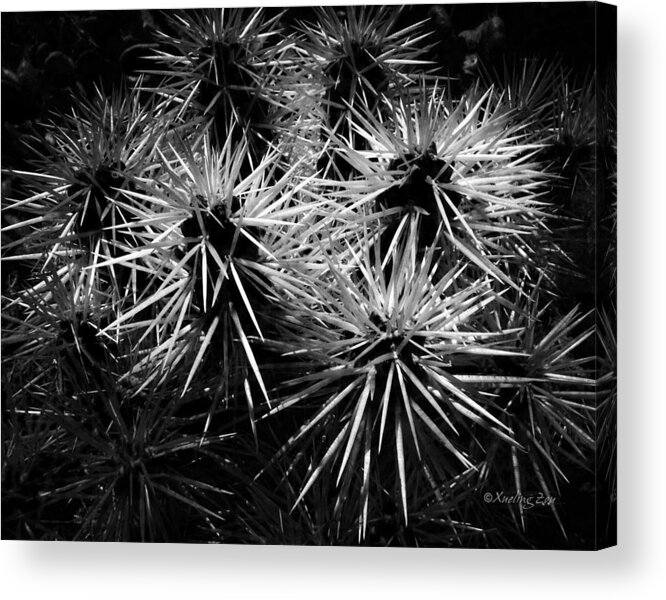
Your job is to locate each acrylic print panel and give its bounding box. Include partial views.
[1,3,616,549]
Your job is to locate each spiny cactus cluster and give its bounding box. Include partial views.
[1,6,615,547]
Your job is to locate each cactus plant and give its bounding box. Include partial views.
[1,5,616,548]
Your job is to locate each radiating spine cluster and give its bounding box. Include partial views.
[1,7,614,546]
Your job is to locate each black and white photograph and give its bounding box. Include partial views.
[1,2,616,550]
